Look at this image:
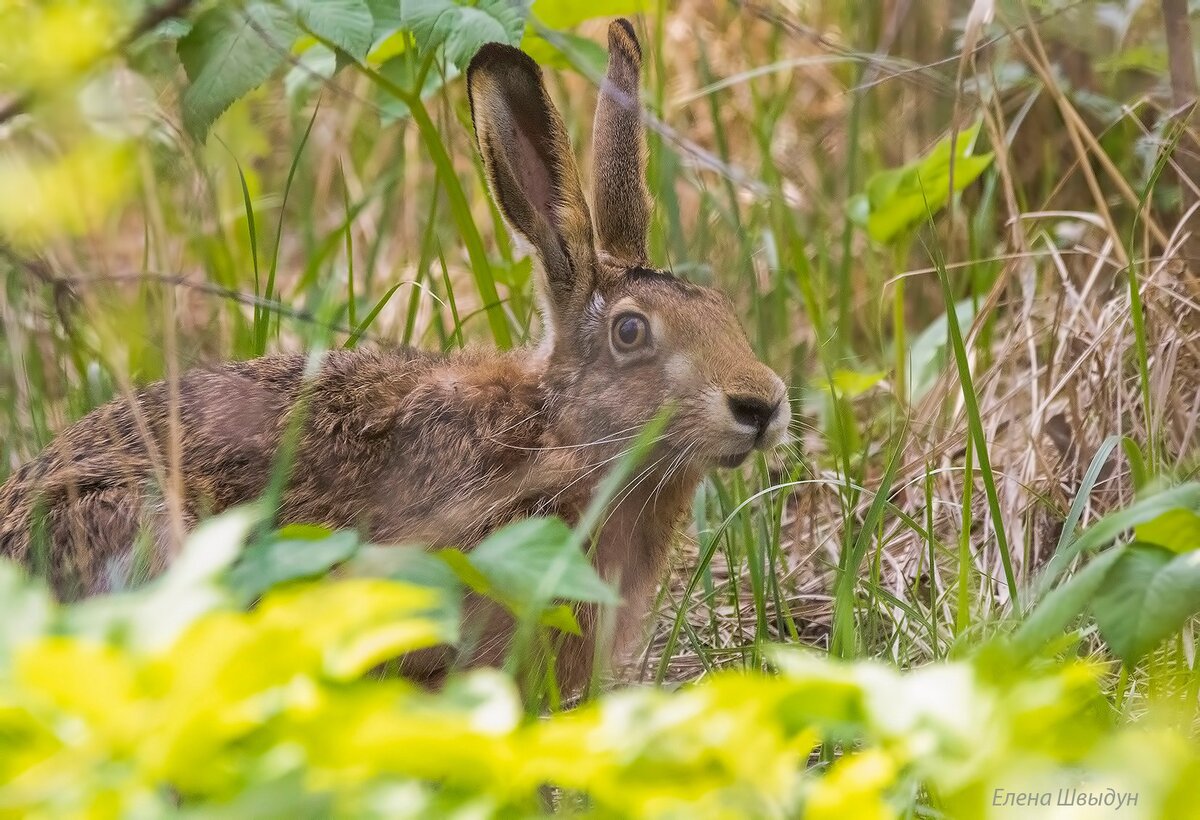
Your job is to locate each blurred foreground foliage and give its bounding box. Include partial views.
[3,494,1200,819]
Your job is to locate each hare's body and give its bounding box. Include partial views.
[0,346,695,688]
[0,22,790,691]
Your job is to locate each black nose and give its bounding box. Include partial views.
[727,394,778,436]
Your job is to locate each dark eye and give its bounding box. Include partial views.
[612,313,650,352]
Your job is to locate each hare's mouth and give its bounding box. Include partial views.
[716,449,753,469]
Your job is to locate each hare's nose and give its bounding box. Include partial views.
[727,394,780,437]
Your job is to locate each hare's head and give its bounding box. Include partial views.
[468,21,789,470]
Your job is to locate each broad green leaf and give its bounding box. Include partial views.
[293,0,373,60]
[850,121,994,245]
[1092,543,1200,663]
[178,2,299,139]
[366,0,404,38]
[348,544,461,590]
[1035,482,1200,599]
[1134,508,1200,554]
[1012,546,1124,658]
[531,0,647,28]
[227,527,361,600]
[400,0,528,69]
[468,517,619,608]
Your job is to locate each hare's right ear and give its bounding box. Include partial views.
[592,19,650,266]
[468,43,597,322]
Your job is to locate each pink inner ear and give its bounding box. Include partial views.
[513,121,556,228]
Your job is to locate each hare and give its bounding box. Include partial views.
[0,20,789,690]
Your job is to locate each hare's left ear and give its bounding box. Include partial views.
[468,42,597,325]
[592,19,651,266]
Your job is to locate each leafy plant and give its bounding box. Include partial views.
[1,508,1197,818]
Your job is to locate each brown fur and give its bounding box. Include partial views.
[0,22,790,692]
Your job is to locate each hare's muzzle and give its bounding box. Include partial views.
[715,375,790,467]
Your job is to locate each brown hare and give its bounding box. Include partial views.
[0,20,789,690]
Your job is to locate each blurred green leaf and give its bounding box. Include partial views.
[468,517,620,609]
[1093,543,1200,663]
[830,368,884,399]
[531,0,648,28]
[227,526,361,601]
[178,2,299,139]
[374,53,459,123]
[520,29,607,73]
[1135,508,1200,554]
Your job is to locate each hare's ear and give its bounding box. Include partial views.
[468,43,597,321]
[592,19,650,266]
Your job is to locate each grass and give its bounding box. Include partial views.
[2,0,1199,716]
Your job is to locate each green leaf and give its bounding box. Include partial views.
[531,0,647,28]
[367,0,404,38]
[829,368,884,399]
[468,517,620,609]
[519,29,607,73]
[178,2,299,139]
[293,0,374,60]
[1093,543,1200,663]
[400,0,529,69]
[227,527,361,600]
[1035,482,1200,600]
[1012,546,1125,658]
[906,298,976,404]
[540,604,582,635]
[851,121,994,245]
[1135,508,1200,554]
[374,53,459,123]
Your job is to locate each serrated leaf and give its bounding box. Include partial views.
[468,517,619,609]
[1092,543,1200,663]
[178,2,299,139]
[293,0,374,60]
[1134,508,1200,553]
[400,0,528,69]
[227,528,361,600]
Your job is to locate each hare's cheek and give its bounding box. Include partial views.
[663,352,701,390]
[695,386,733,435]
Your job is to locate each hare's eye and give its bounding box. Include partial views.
[612,313,650,352]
